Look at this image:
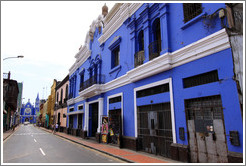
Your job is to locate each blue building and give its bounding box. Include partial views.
[67,3,243,163]
[20,94,39,124]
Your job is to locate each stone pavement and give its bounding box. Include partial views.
[39,127,181,163]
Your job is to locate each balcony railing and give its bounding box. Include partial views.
[79,74,105,92]
[149,40,161,61]
[134,50,145,68]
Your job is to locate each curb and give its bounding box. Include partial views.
[3,125,20,141]
[39,127,133,163]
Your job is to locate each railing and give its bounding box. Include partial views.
[148,40,161,61]
[79,74,105,92]
[134,50,145,68]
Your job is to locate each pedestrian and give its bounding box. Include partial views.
[52,124,55,134]
[55,123,59,132]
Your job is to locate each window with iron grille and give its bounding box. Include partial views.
[185,95,223,133]
[136,83,169,98]
[183,70,219,88]
[183,3,202,23]
[109,96,122,104]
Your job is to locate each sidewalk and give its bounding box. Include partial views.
[39,127,181,163]
[3,125,20,141]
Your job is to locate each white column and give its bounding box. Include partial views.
[84,102,89,131]
[97,98,104,133]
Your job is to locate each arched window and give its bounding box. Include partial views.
[138,30,144,51]
[149,18,161,60]
[134,30,145,68]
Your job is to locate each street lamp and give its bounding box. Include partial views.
[3,55,24,61]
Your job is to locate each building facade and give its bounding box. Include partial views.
[20,97,38,124]
[46,79,58,128]
[16,82,23,125]
[3,73,19,131]
[54,75,69,132]
[67,3,243,163]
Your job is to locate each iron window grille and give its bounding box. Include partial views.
[134,50,145,68]
[149,40,162,60]
[183,70,219,88]
[183,3,203,23]
[109,96,122,104]
[185,95,223,133]
[136,83,169,98]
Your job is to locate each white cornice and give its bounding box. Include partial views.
[69,46,91,76]
[98,3,143,45]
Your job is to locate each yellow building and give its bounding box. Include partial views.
[46,79,57,128]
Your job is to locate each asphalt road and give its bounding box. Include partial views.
[3,124,125,163]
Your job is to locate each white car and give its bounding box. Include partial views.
[24,121,30,125]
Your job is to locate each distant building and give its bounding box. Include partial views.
[20,98,38,124]
[46,79,59,128]
[16,82,23,125]
[3,72,19,131]
[55,75,69,132]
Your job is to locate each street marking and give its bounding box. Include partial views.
[39,148,46,156]
[34,139,37,142]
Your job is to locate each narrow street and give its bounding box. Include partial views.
[3,124,125,163]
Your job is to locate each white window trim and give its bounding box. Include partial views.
[107,92,124,135]
[134,78,176,143]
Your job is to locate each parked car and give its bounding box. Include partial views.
[24,121,30,125]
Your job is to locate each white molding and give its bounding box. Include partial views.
[133,78,176,144]
[169,78,176,143]
[98,3,143,45]
[69,46,91,76]
[67,110,84,115]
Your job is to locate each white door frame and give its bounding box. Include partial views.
[134,78,176,143]
[107,92,124,135]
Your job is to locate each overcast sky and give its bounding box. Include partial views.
[2,1,115,105]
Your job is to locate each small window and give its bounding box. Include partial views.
[183,70,219,88]
[112,46,120,68]
[109,96,122,104]
[183,3,202,23]
[78,105,83,110]
[136,84,169,98]
[69,107,74,112]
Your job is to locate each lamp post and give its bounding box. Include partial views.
[3,55,24,61]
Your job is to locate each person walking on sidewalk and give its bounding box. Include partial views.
[55,123,59,132]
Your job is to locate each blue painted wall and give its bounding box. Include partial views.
[67,3,242,153]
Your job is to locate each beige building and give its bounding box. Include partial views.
[54,75,69,132]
